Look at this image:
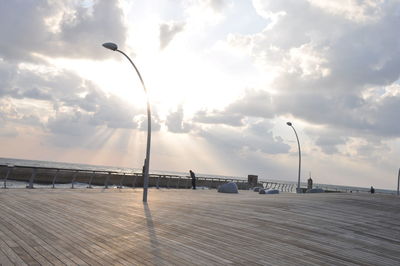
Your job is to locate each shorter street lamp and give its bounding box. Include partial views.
[397,168,399,196]
[102,42,151,203]
[287,122,302,193]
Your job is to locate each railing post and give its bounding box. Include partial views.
[27,168,37,189]
[167,177,170,188]
[104,172,111,189]
[52,169,60,188]
[156,176,160,189]
[71,171,78,189]
[177,177,180,189]
[88,171,95,188]
[118,173,125,189]
[3,166,13,189]
[132,175,137,188]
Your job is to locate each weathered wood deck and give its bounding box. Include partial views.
[0,188,399,265]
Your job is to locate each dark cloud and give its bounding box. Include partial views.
[159,21,186,50]
[197,120,290,155]
[91,95,138,129]
[207,0,229,13]
[225,89,274,118]
[47,110,95,137]
[313,130,347,154]
[194,109,244,126]
[190,90,274,127]
[57,1,126,58]
[0,0,126,62]
[137,113,162,132]
[165,106,193,133]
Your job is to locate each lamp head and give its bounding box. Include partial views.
[286,122,292,126]
[102,42,118,51]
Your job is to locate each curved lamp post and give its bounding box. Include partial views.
[102,42,151,202]
[286,122,301,193]
[397,168,399,196]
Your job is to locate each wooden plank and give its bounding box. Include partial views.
[1,189,400,265]
[0,249,14,266]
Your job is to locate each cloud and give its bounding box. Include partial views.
[47,110,96,137]
[0,0,127,62]
[0,124,18,138]
[191,89,274,127]
[205,0,229,13]
[165,105,193,133]
[225,89,274,118]
[194,109,244,127]
[137,113,162,132]
[306,0,385,22]
[197,119,290,155]
[224,0,400,143]
[310,128,347,154]
[0,59,160,148]
[159,21,186,50]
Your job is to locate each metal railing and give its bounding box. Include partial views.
[0,164,300,192]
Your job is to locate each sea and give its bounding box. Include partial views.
[0,157,398,194]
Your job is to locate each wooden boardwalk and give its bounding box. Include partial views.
[0,188,399,265]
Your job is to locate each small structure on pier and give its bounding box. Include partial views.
[248,175,258,187]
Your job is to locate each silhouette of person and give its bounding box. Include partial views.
[190,170,196,189]
[370,186,375,194]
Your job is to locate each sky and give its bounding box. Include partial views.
[1,0,400,189]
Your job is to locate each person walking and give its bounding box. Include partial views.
[190,170,196,189]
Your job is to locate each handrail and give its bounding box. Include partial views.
[0,164,295,191]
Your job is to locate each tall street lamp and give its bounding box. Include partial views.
[286,122,302,193]
[102,42,151,202]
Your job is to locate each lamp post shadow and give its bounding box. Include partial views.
[143,203,162,263]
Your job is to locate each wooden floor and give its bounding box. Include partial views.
[0,188,399,266]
